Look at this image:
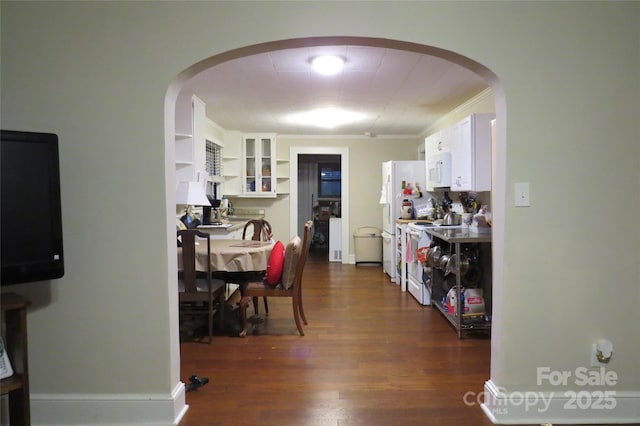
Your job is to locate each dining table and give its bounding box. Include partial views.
[178,238,274,274]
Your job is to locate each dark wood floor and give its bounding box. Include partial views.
[179,249,504,425]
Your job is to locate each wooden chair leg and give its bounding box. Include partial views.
[297,287,307,325]
[207,301,213,344]
[250,295,268,316]
[292,296,304,336]
[239,296,251,337]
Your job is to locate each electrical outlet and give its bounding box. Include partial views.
[590,344,602,367]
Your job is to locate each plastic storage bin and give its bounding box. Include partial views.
[354,226,382,264]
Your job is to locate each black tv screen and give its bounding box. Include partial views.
[1,130,64,285]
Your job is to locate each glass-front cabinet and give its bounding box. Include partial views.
[242,134,276,197]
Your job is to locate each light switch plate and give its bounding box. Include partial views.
[514,182,530,207]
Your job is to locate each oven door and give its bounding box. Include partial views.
[406,227,431,305]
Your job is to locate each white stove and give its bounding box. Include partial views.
[405,222,468,305]
[405,222,435,305]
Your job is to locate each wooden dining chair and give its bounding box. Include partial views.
[241,219,273,315]
[239,220,313,337]
[242,219,273,242]
[177,229,225,343]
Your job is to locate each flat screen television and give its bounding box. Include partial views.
[1,130,65,285]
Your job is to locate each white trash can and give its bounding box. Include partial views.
[353,226,382,264]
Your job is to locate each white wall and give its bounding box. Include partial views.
[1,2,638,425]
[424,88,496,135]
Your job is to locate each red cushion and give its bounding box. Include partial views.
[265,241,285,286]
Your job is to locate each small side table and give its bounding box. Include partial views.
[1,292,31,425]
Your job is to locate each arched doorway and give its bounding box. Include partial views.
[165,34,505,405]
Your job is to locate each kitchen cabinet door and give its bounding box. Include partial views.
[425,129,448,160]
[424,133,435,161]
[242,134,277,197]
[425,127,451,191]
[450,114,493,192]
[450,116,473,191]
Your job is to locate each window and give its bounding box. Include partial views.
[205,140,223,198]
[205,139,222,181]
[318,163,341,198]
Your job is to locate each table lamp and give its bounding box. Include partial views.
[176,181,211,228]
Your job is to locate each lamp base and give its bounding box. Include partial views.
[180,212,200,229]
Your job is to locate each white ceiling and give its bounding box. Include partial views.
[180,45,489,137]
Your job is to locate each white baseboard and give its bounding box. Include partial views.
[481,379,640,424]
[30,381,188,425]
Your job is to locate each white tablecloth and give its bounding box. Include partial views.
[179,239,273,273]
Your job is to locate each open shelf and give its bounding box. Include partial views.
[432,299,491,332]
[1,293,31,424]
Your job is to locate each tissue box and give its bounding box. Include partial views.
[318,201,332,220]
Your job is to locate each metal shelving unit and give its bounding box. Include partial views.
[425,227,492,338]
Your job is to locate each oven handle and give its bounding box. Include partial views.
[406,228,423,237]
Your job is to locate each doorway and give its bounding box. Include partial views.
[298,154,342,257]
[289,146,350,263]
[167,36,503,420]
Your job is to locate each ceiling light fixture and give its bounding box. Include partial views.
[311,56,344,76]
[286,107,366,129]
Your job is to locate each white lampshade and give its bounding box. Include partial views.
[176,181,211,206]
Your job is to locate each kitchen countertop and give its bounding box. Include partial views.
[198,216,262,233]
[395,218,433,224]
[425,226,491,243]
[198,223,234,229]
[198,223,244,234]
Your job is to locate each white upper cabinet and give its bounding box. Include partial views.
[242,134,277,197]
[449,113,494,192]
[426,127,451,158]
[220,131,284,198]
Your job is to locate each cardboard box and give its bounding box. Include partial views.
[318,201,332,220]
[446,288,485,315]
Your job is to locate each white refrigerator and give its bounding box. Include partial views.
[380,160,426,283]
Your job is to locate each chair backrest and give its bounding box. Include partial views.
[291,220,313,291]
[242,219,273,241]
[177,229,211,293]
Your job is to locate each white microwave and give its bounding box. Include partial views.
[427,152,452,188]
